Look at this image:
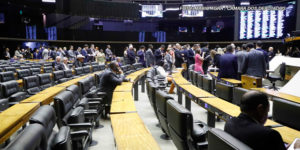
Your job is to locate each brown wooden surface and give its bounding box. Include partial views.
[274,127,300,144]
[0,103,40,144]
[209,72,242,86]
[252,88,300,104]
[180,84,215,98]
[114,82,133,92]
[241,75,262,89]
[110,113,160,150]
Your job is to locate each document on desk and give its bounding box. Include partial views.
[280,71,300,97]
[287,138,299,150]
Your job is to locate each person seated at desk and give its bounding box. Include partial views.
[225,91,300,150]
[155,61,175,94]
[53,56,64,71]
[73,54,86,68]
[98,62,129,118]
[62,57,71,70]
[218,45,238,79]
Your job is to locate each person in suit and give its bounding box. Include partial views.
[137,45,146,67]
[225,91,287,150]
[236,44,248,80]
[62,57,71,70]
[210,50,220,68]
[73,54,86,68]
[33,49,39,59]
[4,48,10,60]
[145,44,155,67]
[201,43,209,58]
[87,44,95,62]
[218,45,238,79]
[242,43,266,78]
[268,47,275,61]
[127,45,136,65]
[256,41,269,69]
[98,62,129,118]
[53,56,64,70]
[154,45,165,65]
[105,45,113,62]
[187,45,195,68]
[174,44,183,68]
[81,44,88,63]
[164,48,173,72]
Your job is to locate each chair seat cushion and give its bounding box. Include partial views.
[192,122,208,142]
[268,75,281,80]
[9,92,27,102]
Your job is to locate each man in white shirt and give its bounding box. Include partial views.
[62,57,71,70]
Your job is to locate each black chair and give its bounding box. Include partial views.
[37,73,52,90]
[43,66,53,73]
[54,91,93,150]
[0,80,27,105]
[4,124,47,150]
[197,73,204,89]
[4,67,16,73]
[272,97,300,130]
[192,71,198,86]
[64,70,73,79]
[91,62,98,66]
[23,76,41,95]
[156,90,174,137]
[167,100,208,150]
[43,63,52,67]
[188,64,195,81]
[94,73,103,88]
[84,62,91,66]
[0,98,9,112]
[20,66,31,70]
[30,68,41,75]
[83,66,91,74]
[29,105,87,150]
[16,69,31,79]
[203,76,212,93]
[0,71,15,82]
[232,87,249,106]
[75,67,84,76]
[53,70,68,83]
[148,81,159,119]
[99,64,105,71]
[92,65,100,72]
[208,128,252,150]
[266,63,286,90]
[215,82,234,102]
[12,64,20,69]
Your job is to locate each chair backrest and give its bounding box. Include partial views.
[78,78,91,96]
[37,73,52,89]
[5,67,16,72]
[92,65,100,72]
[166,100,194,150]
[75,67,83,75]
[51,126,73,150]
[197,74,204,88]
[64,70,73,78]
[53,70,65,81]
[1,80,19,97]
[279,63,286,80]
[99,64,105,71]
[156,90,174,116]
[20,65,31,70]
[43,66,53,73]
[66,85,81,102]
[232,87,249,106]
[0,71,15,82]
[4,124,47,150]
[17,69,31,79]
[208,128,252,150]
[91,62,98,65]
[94,73,103,88]
[83,66,91,74]
[192,71,198,85]
[203,76,212,93]
[216,82,234,102]
[0,99,9,111]
[23,76,40,90]
[30,68,41,75]
[272,97,300,130]
[12,64,20,69]
[31,65,41,69]
[29,105,57,138]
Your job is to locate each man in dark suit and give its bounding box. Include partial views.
[187,45,195,67]
[174,44,183,68]
[256,41,269,69]
[73,54,86,68]
[225,91,286,150]
[127,45,136,65]
[98,62,129,118]
[145,44,155,67]
[243,43,266,78]
[218,45,238,79]
[154,45,165,65]
[53,56,64,71]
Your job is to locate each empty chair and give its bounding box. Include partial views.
[92,65,100,72]
[31,65,41,69]
[192,71,198,85]
[208,128,252,150]
[99,64,105,71]
[4,124,47,150]
[23,76,41,95]
[215,82,234,102]
[203,76,213,93]
[84,62,91,66]
[16,69,31,79]
[43,63,52,67]
[232,87,249,106]
[272,97,300,130]
[188,64,195,81]
[30,68,41,75]
[75,67,84,76]
[53,70,68,83]
[167,100,208,150]
[37,73,52,90]
[91,62,98,65]
[43,66,53,73]
[156,90,174,136]
[197,73,204,88]
[94,72,103,88]
[148,81,159,119]
[20,66,31,70]
[0,71,15,82]
[12,64,20,69]
[64,70,74,79]
[4,67,16,73]
[0,98,9,112]
[0,80,27,105]
[83,66,91,74]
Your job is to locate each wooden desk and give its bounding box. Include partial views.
[114,82,133,92]
[110,113,160,150]
[112,92,132,102]
[110,92,136,114]
[274,127,300,144]
[252,88,300,104]
[17,79,23,87]
[180,84,214,98]
[172,77,191,85]
[21,87,66,105]
[0,103,40,144]
[209,72,242,86]
[209,72,219,78]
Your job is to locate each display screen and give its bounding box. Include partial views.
[141,5,163,18]
[239,1,296,40]
[0,13,4,24]
[181,4,204,17]
[179,27,188,32]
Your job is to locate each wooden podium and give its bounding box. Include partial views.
[241,75,262,89]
